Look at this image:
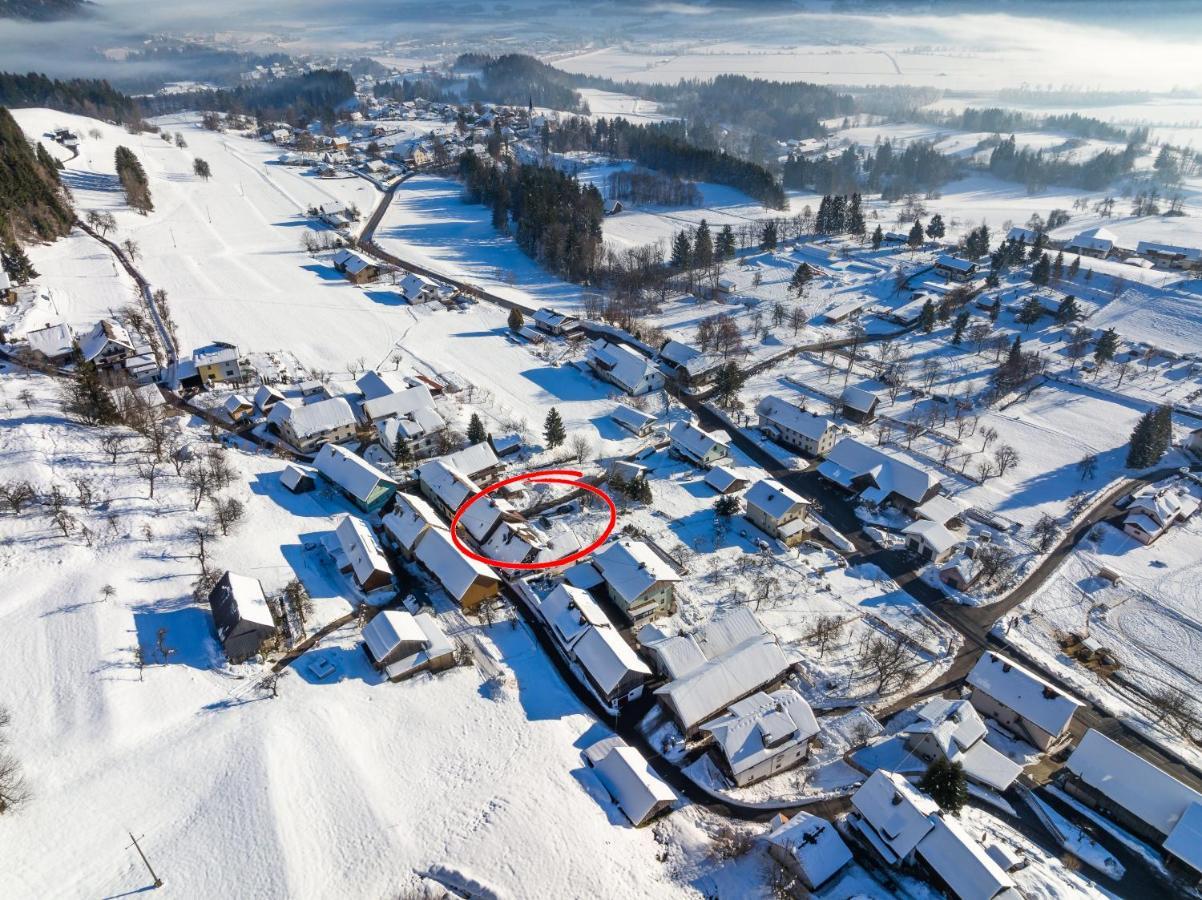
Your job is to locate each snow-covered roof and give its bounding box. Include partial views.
[363,609,426,661]
[223,393,252,415]
[285,396,357,439]
[267,399,298,428]
[903,699,1022,791]
[280,463,316,491]
[78,319,134,362]
[533,307,576,329]
[208,572,274,639]
[702,687,818,777]
[356,369,410,401]
[902,519,961,555]
[655,635,790,732]
[25,322,73,359]
[935,255,976,273]
[447,441,499,478]
[335,515,391,587]
[540,583,609,648]
[480,520,547,565]
[658,340,716,375]
[1066,226,1118,253]
[669,421,728,462]
[914,495,968,526]
[193,343,239,367]
[587,339,660,393]
[1006,226,1040,244]
[382,493,445,552]
[756,395,836,442]
[819,438,939,505]
[1067,729,1202,838]
[574,626,651,696]
[415,528,498,602]
[592,539,681,607]
[704,465,746,494]
[253,384,286,411]
[1136,240,1201,262]
[589,743,677,827]
[696,607,770,662]
[1164,802,1202,874]
[1126,487,1196,530]
[840,384,879,413]
[458,495,515,543]
[745,478,808,522]
[361,385,434,422]
[916,814,1015,900]
[851,769,938,864]
[417,459,479,513]
[646,634,708,681]
[610,403,657,434]
[765,811,852,889]
[331,248,377,275]
[967,652,1082,739]
[314,444,397,504]
[399,272,438,298]
[377,406,446,446]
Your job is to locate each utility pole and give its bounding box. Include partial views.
[126,831,163,888]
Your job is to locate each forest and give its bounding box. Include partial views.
[142,70,356,125]
[988,135,1139,191]
[783,139,960,199]
[0,105,74,244]
[0,72,141,124]
[455,54,588,114]
[458,150,605,284]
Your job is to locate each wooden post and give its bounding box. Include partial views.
[126,831,163,888]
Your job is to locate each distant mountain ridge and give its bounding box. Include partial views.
[0,0,90,21]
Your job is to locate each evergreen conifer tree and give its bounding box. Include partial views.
[507,306,524,331]
[1126,410,1158,468]
[716,224,736,260]
[871,224,883,250]
[925,213,946,239]
[467,413,486,445]
[2,244,38,285]
[918,299,937,333]
[951,310,970,345]
[670,230,692,269]
[1056,295,1080,325]
[1094,328,1119,365]
[760,220,778,251]
[693,219,713,269]
[789,264,811,297]
[920,758,968,814]
[543,407,566,448]
[908,219,924,250]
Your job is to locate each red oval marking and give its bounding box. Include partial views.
[449,468,616,571]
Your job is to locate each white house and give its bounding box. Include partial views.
[362,610,454,681]
[532,307,579,335]
[764,812,853,892]
[701,687,819,787]
[1122,486,1199,544]
[966,651,1083,751]
[744,479,812,547]
[586,339,665,396]
[668,421,730,469]
[850,769,940,865]
[756,396,840,457]
[281,396,358,453]
[1065,226,1119,258]
[900,698,1023,792]
[356,369,410,400]
[583,737,677,827]
[591,539,681,623]
[377,406,446,459]
[399,272,441,304]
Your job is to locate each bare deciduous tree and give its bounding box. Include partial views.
[810,615,845,657]
[212,496,245,536]
[994,444,1020,477]
[188,524,217,574]
[859,633,911,695]
[0,481,37,515]
[568,433,593,464]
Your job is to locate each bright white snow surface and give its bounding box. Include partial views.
[0,373,739,899]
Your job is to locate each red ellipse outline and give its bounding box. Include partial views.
[449,468,616,571]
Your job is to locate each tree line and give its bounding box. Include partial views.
[115,145,153,215]
[455,53,588,113]
[0,106,74,248]
[988,134,1139,191]
[141,70,356,126]
[0,71,141,124]
[783,140,959,199]
[458,150,604,284]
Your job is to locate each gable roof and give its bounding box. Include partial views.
[592,540,681,606]
[654,635,790,732]
[447,441,499,478]
[356,369,410,401]
[540,583,609,648]
[702,687,819,777]
[590,743,677,827]
[745,479,808,522]
[361,384,434,422]
[399,272,438,299]
[765,811,853,889]
[207,572,274,640]
[916,814,1014,900]
[967,652,1082,738]
[417,459,479,512]
[1067,729,1202,838]
[935,255,976,273]
[382,492,445,552]
[851,769,938,863]
[574,626,652,696]
[335,515,391,586]
[756,395,836,441]
[611,403,657,434]
[253,384,286,411]
[1163,802,1202,874]
[285,396,357,439]
[840,385,879,414]
[415,528,498,602]
[79,319,134,362]
[25,322,74,358]
[363,609,426,661]
[587,339,660,392]
[704,465,746,494]
[669,421,729,461]
[332,248,377,275]
[818,438,939,505]
[902,519,961,555]
[314,444,398,504]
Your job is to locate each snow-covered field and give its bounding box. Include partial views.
[1007,493,1202,770]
